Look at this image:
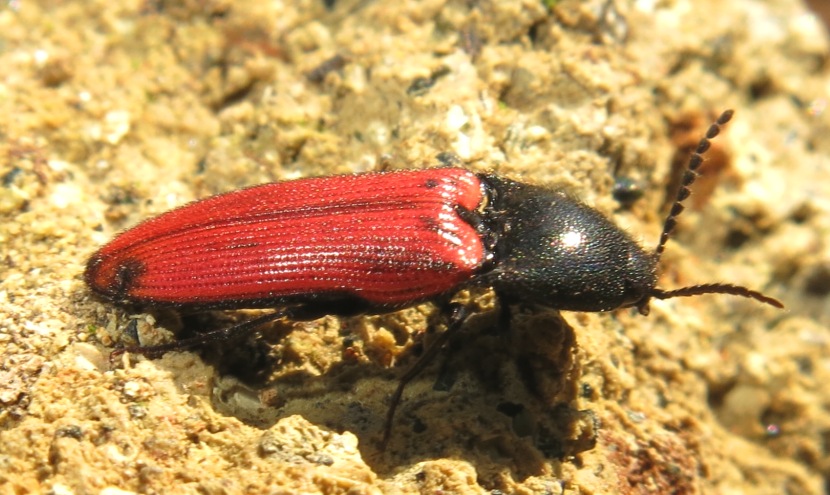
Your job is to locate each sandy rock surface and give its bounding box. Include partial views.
[2,0,829,493]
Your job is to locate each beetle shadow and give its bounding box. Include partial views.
[369,308,595,481]
[185,308,594,485]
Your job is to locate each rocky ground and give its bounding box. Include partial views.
[1,0,829,493]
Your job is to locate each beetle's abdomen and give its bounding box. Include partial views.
[85,169,486,308]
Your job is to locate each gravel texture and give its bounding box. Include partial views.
[1,1,829,493]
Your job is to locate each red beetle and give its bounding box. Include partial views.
[85,110,782,446]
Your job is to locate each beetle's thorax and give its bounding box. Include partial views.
[477,174,658,312]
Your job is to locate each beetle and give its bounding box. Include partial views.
[85,110,782,446]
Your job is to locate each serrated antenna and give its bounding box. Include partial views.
[643,110,783,312]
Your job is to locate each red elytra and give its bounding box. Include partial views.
[85,168,486,308]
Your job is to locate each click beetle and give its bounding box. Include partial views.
[85,110,782,446]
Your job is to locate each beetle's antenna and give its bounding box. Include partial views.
[651,284,783,308]
[654,109,733,260]
[645,109,783,311]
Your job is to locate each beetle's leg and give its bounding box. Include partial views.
[431,288,513,391]
[381,303,471,450]
[494,289,514,333]
[431,335,463,392]
[109,306,321,363]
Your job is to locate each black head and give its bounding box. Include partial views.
[479,110,783,314]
